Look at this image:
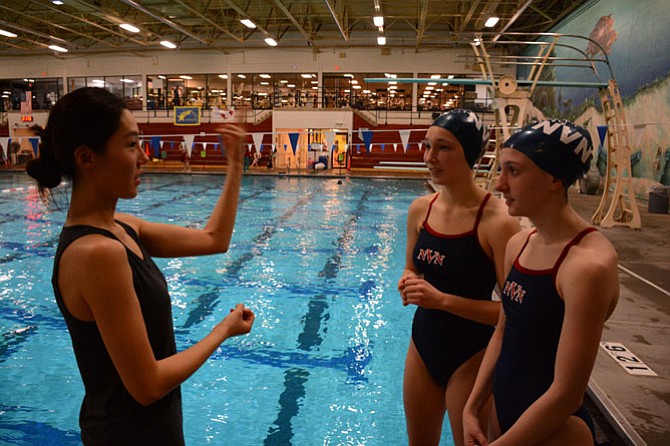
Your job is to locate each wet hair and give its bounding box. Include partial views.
[26,87,127,197]
[502,119,593,188]
[430,108,488,168]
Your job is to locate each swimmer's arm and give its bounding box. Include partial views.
[79,240,252,406]
[398,196,429,298]
[438,213,521,325]
[463,308,506,445]
[120,124,247,258]
[489,244,618,445]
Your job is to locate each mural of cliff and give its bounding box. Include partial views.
[520,0,670,197]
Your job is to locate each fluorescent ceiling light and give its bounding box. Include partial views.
[237,74,246,78]
[48,44,68,52]
[240,19,256,29]
[160,40,177,49]
[52,0,64,4]
[120,23,140,33]
[377,36,386,45]
[484,17,500,28]
[0,29,18,38]
[158,75,166,79]
[373,16,384,27]
[259,74,271,78]
[301,74,313,79]
[120,79,135,83]
[430,74,441,79]
[179,75,192,79]
[218,74,228,79]
[265,37,278,46]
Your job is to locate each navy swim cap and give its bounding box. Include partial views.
[430,109,488,167]
[502,120,593,188]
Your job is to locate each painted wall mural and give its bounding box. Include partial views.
[519,0,670,195]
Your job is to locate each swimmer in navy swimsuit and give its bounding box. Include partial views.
[399,109,520,446]
[464,120,619,446]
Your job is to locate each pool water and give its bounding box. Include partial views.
[0,172,456,445]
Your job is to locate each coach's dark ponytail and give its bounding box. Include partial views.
[26,87,127,199]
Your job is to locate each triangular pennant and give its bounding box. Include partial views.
[356,144,361,154]
[150,136,161,158]
[160,140,164,149]
[633,124,646,148]
[183,135,195,157]
[596,125,608,148]
[362,130,373,152]
[28,137,40,156]
[399,129,411,151]
[0,137,8,160]
[289,133,300,155]
[380,143,385,152]
[418,142,423,152]
[252,133,264,155]
[324,131,336,153]
[393,143,398,152]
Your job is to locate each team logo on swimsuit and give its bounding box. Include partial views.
[502,280,526,304]
[416,248,445,266]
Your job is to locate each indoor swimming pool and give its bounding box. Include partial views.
[0,172,456,445]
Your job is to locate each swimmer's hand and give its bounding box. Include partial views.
[217,303,255,338]
[215,124,247,167]
[398,270,421,306]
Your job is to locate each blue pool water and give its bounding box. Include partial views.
[0,172,455,445]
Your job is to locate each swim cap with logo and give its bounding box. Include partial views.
[430,109,488,167]
[502,120,593,188]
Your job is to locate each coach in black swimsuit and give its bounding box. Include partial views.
[27,88,255,445]
[464,120,619,446]
[398,109,519,446]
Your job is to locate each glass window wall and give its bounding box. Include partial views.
[0,77,63,112]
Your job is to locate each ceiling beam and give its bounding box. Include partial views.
[1,5,121,51]
[416,0,429,42]
[118,0,212,47]
[493,0,534,41]
[221,0,277,44]
[173,0,244,44]
[323,0,349,42]
[458,0,481,32]
[271,0,315,47]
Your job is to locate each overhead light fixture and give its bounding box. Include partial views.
[484,17,500,28]
[48,44,68,52]
[0,29,18,38]
[373,16,384,27]
[237,74,246,79]
[52,0,64,5]
[377,36,386,45]
[259,74,271,78]
[179,75,192,80]
[160,40,177,49]
[240,19,256,29]
[265,37,277,46]
[120,23,140,33]
[218,74,228,79]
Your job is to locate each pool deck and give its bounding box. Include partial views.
[2,164,669,445]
